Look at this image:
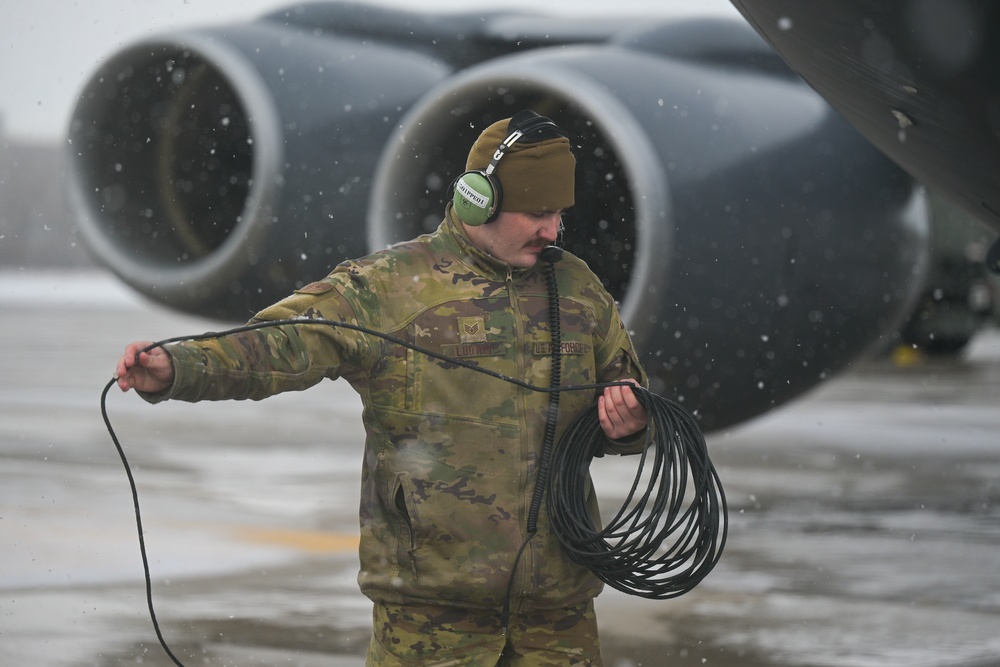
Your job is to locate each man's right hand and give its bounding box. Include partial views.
[116,341,175,394]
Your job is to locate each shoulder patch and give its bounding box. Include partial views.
[295,281,334,295]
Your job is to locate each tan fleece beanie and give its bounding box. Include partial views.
[465,117,576,212]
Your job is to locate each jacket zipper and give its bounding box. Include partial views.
[505,268,532,608]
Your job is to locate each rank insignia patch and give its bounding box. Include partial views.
[458,316,488,343]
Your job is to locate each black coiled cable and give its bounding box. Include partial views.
[528,257,563,534]
[548,388,727,599]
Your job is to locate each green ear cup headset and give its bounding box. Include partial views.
[452,110,565,226]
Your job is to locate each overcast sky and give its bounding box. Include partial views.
[0,0,739,142]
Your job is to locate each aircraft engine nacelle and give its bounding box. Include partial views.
[67,11,452,318]
[369,28,930,431]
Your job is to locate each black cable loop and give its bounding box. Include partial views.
[546,388,727,599]
[102,315,726,665]
[101,378,186,667]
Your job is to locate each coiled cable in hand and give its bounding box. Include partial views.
[548,386,727,599]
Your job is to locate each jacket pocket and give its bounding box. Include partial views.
[390,471,418,577]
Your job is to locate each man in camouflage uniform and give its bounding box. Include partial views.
[116,111,649,666]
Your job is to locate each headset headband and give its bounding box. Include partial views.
[484,113,563,175]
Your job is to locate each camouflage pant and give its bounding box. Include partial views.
[365,600,602,666]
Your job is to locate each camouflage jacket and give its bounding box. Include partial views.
[148,210,647,612]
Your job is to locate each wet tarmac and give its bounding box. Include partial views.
[2,270,999,667]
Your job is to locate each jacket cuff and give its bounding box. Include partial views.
[601,425,649,456]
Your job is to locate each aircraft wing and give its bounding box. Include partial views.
[730,0,1000,271]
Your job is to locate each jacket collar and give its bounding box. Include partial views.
[440,206,536,282]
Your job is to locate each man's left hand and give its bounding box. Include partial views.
[598,379,648,440]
